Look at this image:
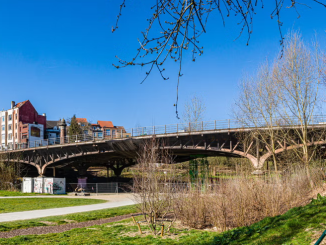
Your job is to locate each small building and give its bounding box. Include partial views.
[45,120,61,145]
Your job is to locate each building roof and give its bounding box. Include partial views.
[15,100,29,108]
[76,118,88,124]
[46,120,59,129]
[97,121,114,128]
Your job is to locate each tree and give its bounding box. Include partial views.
[273,31,325,186]
[235,31,326,182]
[236,61,280,171]
[182,95,206,131]
[113,1,326,115]
[68,115,83,137]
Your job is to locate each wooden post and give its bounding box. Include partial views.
[161,224,164,237]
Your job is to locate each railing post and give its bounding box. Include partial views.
[76,135,78,142]
[153,125,155,135]
[202,121,203,131]
[214,120,216,130]
[132,128,133,137]
[121,129,123,138]
[96,183,98,196]
[228,119,230,129]
[165,125,166,134]
[189,122,191,132]
[177,124,178,134]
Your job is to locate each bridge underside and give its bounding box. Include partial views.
[3,129,326,178]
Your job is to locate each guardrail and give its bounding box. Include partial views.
[2,115,326,152]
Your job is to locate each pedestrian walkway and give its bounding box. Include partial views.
[0,194,135,222]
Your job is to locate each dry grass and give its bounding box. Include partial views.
[173,167,324,231]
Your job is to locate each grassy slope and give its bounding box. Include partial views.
[0,191,52,196]
[2,196,326,244]
[0,205,138,232]
[0,198,106,213]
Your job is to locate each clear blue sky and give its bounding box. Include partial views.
[0,0,325,129]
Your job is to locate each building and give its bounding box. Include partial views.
[45,120,61,145]
[0,100,46,150]
[76,118,130,138]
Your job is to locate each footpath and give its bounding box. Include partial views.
[0,194,135,222]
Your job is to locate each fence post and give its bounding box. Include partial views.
[96,183,98,196]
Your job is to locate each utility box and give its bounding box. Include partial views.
[33,177,44,193]
[44,178,66,194]
[22,177,33,193]
[22,177,66,194]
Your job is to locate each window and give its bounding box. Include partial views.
[126,135,129,138]
[8,115,12,121]
[2,116,4,122]
[15,124,17,129]
[15,114,17,120]
[81,124,85,127]
[106,129,111,136]
[8,124,12,130]
[112,130,116,135]
[93,132,96,137]
[84,130,88,135]
[15,133,17,139]
[1,134,5,141]
[93,126,96,130]
[98,132,103,137]
[1,126,4,131]
[8,134,12,140]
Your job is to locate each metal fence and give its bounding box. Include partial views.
[3,115,326,151]
[66,182,133,195]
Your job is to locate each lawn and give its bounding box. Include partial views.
[2,195,326,244]
[0,198,106,213]
[0,190,52,196]
[0,205,138,232]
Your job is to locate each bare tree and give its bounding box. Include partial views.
[113,1,326,115]
[235,31,326,181]
[132,138,176,236]
[182,95,206,131]
[273,31,325,186]
[236,61,280,171]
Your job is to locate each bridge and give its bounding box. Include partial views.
[2,117,326,177]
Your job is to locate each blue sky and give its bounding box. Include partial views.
[0,0,325,129]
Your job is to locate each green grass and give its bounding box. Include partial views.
[212,194,326,244]
[0,198,106,213]
[3,196,326,244]
[0,218,218,245]
[0,190,52,196]
[0,205,138,232]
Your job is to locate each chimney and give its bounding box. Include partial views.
[11,101,15,109]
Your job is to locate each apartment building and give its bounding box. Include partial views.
[0,100,46,149]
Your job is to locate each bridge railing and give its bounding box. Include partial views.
[2,115,326,151]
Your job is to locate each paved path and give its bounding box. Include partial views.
[0,194,136,223]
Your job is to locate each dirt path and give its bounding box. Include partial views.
[0,213,137,238]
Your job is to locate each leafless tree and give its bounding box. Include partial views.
[132,138,176,235]
[236,61,281,171]
[182,95,206,131]
[113,1,326,115]
[235,31,326,182]
[273,31,325,186]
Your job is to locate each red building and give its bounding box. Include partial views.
[0,100,46,149]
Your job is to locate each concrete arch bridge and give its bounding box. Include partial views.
[1,119,326,177]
